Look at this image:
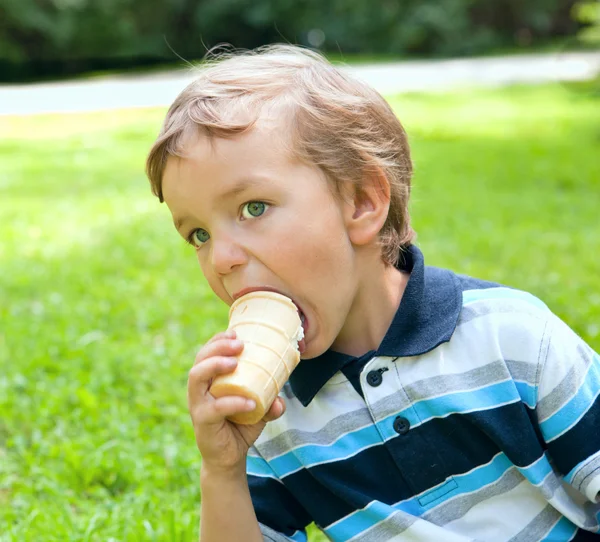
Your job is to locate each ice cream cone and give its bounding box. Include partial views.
[209,291,304,425]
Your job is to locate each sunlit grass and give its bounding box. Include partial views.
[1,80,599,541]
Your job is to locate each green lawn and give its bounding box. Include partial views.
[1,80,599,541]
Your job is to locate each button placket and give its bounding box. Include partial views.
[361,357,402,440]
[393,416,411,435]
[366,367,389,387]
[366,357,457,504]
[361,359,393,398]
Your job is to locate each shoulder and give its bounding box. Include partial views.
[426,265,552,346]
[451,271,551,331]
[445,271,553,386]
[425,265,550,321]
[448,271,595,388]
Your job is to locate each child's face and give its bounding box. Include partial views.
[162,115,361,359]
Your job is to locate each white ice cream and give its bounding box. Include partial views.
[293,324,304,350]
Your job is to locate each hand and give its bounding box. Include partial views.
[187,329,287,474]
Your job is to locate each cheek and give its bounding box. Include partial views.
[307,214,352,271]
[276,213,355,324]
[275,212,350,276]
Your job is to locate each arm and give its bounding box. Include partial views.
[535,314,600,504]
[199,464,263,542]
[186,330,290,542]
[200,465,302,542]
[246,451,313,541]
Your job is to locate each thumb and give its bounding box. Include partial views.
[233,397,286,447]
[262,396,286,423]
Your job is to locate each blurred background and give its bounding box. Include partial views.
[0,0,599,81]
[1,1,599,541]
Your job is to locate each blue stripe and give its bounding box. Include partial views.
[564,460,580,484]
[325,453,517,540]
[443,453,512,500]
[390,453,511,517]
[378,380,520,441]
[266,381,521,478]
[324,500,398,540]
[514,380,537,409]
[270,424,383,478]
[289,529,308,542]
[563,451,600,485]
[517,454,553,486]
[379,380,520,441]
[462,288,548,311]
[412,380,520,420]
[247,455,277,478]
[540,516,578,541]
[540,357,600,442]
[377,406,425,442]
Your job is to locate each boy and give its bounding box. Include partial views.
[145,45,600,541]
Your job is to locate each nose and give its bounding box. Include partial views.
[209,235,247,276]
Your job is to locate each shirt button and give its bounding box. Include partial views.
[393,416,410,435]
[366,370,383,387]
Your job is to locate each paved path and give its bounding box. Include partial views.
[1,51,599,116]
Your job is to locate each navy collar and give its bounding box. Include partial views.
[289,245,462,407]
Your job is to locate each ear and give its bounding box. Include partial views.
[342,165,391,247]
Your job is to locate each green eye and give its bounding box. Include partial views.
[190,228,210,247]
[242,201,269,219]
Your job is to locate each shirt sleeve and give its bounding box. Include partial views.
[535,313,600,503]
[247,446,313,542]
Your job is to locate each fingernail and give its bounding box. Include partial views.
[246,400,256,410]
[223,357,237,368]
[231,339,244,348]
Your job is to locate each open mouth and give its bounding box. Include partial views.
[296,309,307,354]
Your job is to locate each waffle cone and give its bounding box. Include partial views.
[209,291,303,424]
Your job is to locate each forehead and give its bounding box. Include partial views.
[161,112,297,205]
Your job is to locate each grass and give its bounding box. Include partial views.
[1,80,599,541]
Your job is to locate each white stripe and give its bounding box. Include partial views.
[393,313,545,387]
[583,475,600,507]
[257,379,367,443]
[444,479,548,541]
[289,439,384,472]
[536,315,587,403]
[378,517,476,542]
[549,481,598,530]
[462,288,549,311]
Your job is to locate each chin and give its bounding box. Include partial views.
[300,339,331,361]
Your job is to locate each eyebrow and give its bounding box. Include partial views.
[173,177,268,231]
[218,177,266,200]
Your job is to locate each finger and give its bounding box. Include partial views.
[187,356,238,398]
[262,397,286,423]
[195,396,256,425]
[194,338,244,366]
[204,329,236,347]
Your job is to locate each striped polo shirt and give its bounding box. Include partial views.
[246,245,600,542]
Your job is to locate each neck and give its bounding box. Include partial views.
[331,247,410,357]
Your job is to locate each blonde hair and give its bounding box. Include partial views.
[146,44,415,266]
